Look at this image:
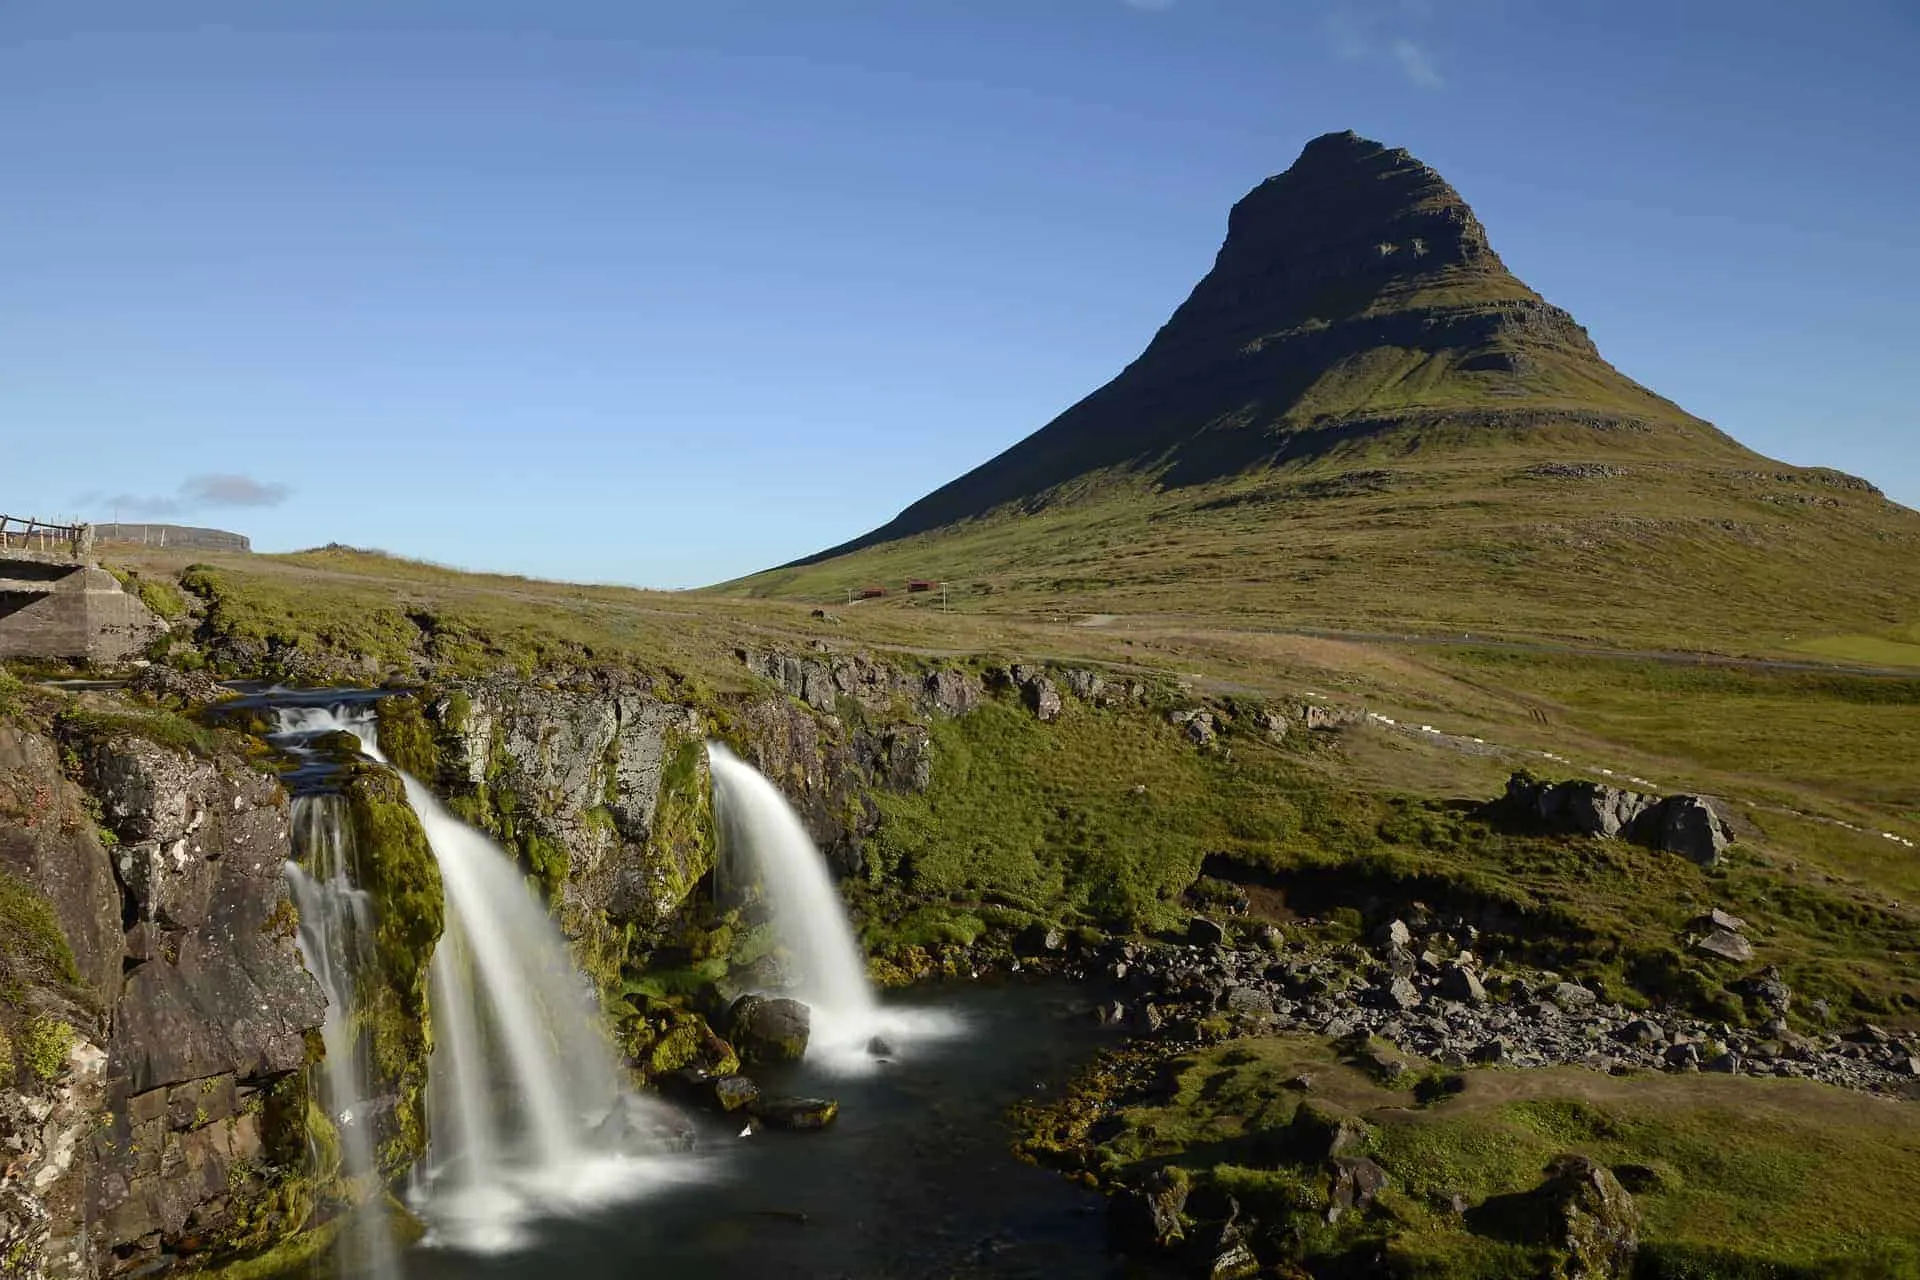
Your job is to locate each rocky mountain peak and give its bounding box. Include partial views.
[1173,131,1514,353]
[783,131,1741,566]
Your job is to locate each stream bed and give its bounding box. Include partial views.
[400,979,1122,1280]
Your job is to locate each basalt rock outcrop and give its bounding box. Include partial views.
[0,705,325,1279]
[1492,773,1733,866]
[403,680,708,937]
[391,653,979,985]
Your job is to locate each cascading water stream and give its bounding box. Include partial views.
[707,742,959,1070]
[273,704,697,1261]
[284,796,401,1280]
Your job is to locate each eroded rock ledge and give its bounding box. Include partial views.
[1,712,325,1279]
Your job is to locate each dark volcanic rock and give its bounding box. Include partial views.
[747,1096,839,1131]
[1495,773,1732,866]
[1187,916,1229,947]
[1291,1100,1369,1159]
[727,995,812,1065]
[0,713,330,1277]
[1540,1154,1641,1278]
[127,664,227,709]
[1327,1156,1389,1223]
[88,736,326,1093]
[1110,1167,1189,1252]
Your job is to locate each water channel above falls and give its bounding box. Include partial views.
[245,689,1120,1280]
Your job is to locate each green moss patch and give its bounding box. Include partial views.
[56,701,220,757]
[340,762,444,1172]
[1048,1033,1920,1277]
[372,696,440,782]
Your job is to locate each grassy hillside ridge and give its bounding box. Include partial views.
[724,131,1920,655]
[726,450,1920,656]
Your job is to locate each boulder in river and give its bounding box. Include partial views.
[747,1095,839,1131]
[591,1095,697,1154]
[727,994,812,1064]
[662,1069,762,1114]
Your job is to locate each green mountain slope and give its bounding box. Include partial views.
[730,132,1920,654]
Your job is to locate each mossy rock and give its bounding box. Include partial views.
[647,735,717,925]
[631,1006,740,1080]
[373,696,440,782]
[339,760,444,1173]
[726,994,810,1065]
[1290,1098,1371,1159]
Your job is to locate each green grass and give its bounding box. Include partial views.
[0,869,81,1001]
[1421,647,1920,826]
[151,548,855,688]
[0,870,83,1090]
[860,693,1380,934]
[1073,1034,1920,1277]
[1794,626,1920,670]
[725,448,1920,658]
[55,700,222,757]
[82,531,1920,1021]
[853,688,1918,1018]
[0,667,23,721]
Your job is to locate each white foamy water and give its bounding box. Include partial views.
[275,705,701,1257]
[707,741,962,1073]
[284,797,402,1280]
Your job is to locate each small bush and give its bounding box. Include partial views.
[21,1015,74,1082]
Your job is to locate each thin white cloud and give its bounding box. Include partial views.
[1322,1,1445,89]
[181,473,290,508]
[1121,0,1177,10]
[80,473,291,519]
[1391,38,1443,88]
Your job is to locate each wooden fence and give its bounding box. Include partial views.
[0,515,94,558]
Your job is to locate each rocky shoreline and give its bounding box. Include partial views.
[1006,911,1920,1100]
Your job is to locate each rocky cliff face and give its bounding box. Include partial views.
[392,652,974,986]
[394,678,708,991]
[0,709,325,1279]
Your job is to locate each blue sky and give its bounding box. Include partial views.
[4,1,1916,587]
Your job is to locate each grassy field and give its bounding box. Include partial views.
[1059,1033,1920,1277]
[847,683,1920,1021]
[71,542,1920,1024]
[1795,622,1920,670]
[725,447,1920,659]
[1407,648,1920,826]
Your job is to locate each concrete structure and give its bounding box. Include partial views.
[0,522,166,663]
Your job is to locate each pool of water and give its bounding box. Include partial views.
[398,979,1122,1280]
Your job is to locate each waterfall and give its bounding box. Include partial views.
[708,742,960,1070]
[273,705,697,1261]
[284,797,401,1280]
[708,742,879,1042]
